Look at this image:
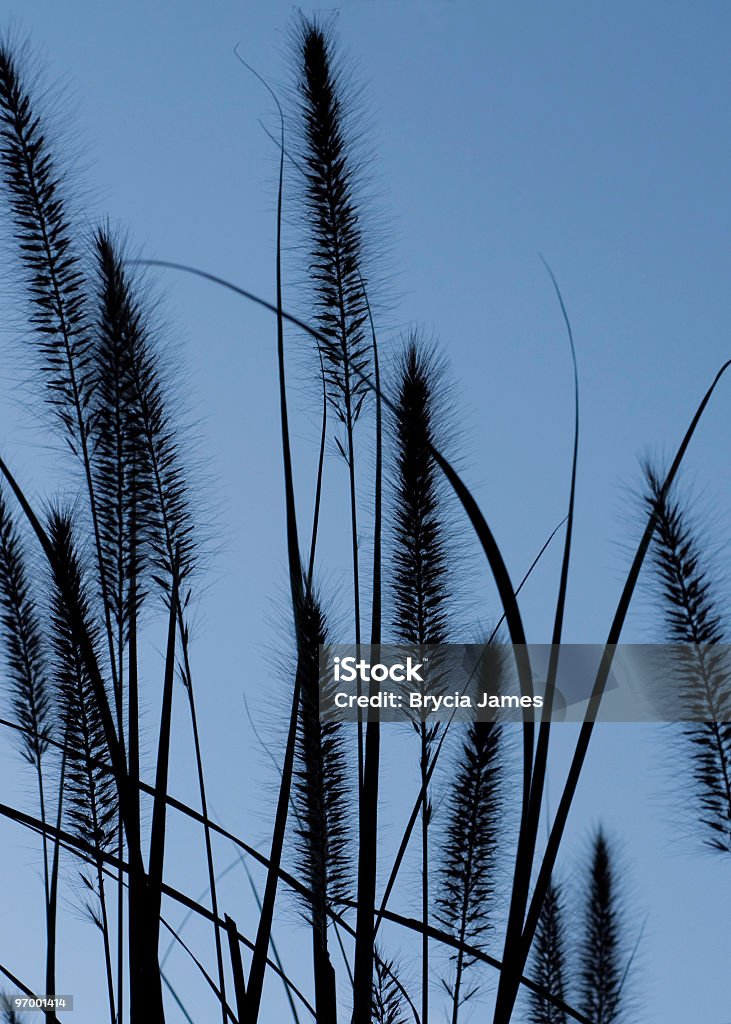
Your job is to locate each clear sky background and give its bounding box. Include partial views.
[0,1,729,1022]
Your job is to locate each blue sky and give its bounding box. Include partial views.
[0,1,730,1021]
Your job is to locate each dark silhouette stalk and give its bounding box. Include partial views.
[419,734,430,1023]
[147,567,179,949]
[119,504,139,1024]
[496,261,579,1023]
[353,277,382,1024]
[177,636,228,1023]
[244,43,306,1024]
[307,345,329,587]
[46,740,66,1020]
[38,770,52,1005]
[237,850,302,1024]
[225,915,248,1024]
[36,734,50,913]
[125,517,144,1024]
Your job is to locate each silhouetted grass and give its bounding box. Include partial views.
[0,17,727,1024]
[390,335,455,1024]
[528,878,568,1024]
[48,509,117,1022]
[578,830,623,1024]
[436,721,502,1024]
[293,589,352,1023]
[641,461,731,852]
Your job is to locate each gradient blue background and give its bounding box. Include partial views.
[0,1,729,1021]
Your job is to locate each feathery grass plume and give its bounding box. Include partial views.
[0,486,50,768]
[527,879,568,1024]
[0,485,59,996]
[292,588,351,1022]
[47,509,117,1022]
[390,333,454,1024]
[90,227,157,645]
[292,13,371,443]
[108,254,195,602]
[0,42,92,451]
[48,509,117,862]
[372,954,408,1024]
[436,722,502,1024]
[579,829,622,1024]
[641,461,731,852]
[390,335,452,649]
